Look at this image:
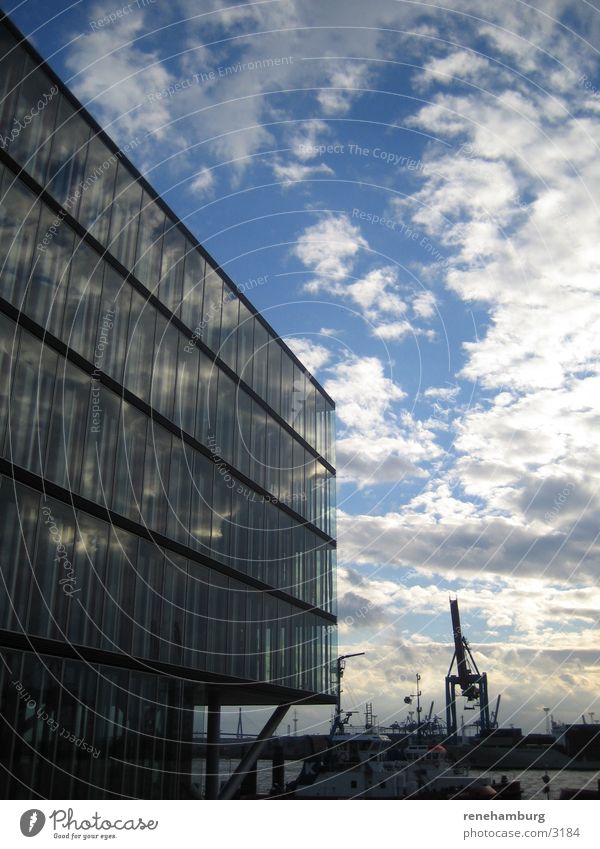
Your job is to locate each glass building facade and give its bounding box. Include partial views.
[0,13,336,799]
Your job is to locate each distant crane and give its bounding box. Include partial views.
[331,652,365,735]
[445,597,491,738]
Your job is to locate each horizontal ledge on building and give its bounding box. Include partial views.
[0,629,337,706]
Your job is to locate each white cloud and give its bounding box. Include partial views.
[272,160,334,185]
[190,169,215,195]
[317,63,371,115]
[283,337,332,374]
[293,213,368,290]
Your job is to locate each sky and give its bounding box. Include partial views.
[6,0,600,736]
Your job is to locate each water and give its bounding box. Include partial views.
[192,759,600,799]
[471,768,600,800]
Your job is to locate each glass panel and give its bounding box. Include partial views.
[236,303,254,383]
[166,435,192,545]
[0,175,40,308]
[264,417,280,498]
[229,579,247,678]
[291,364,306,438]
[210,467,231,563]
[159,222,185,316]
[0,25,26,134]
[160,551,187,666]
[151,314,178,420]
[305,381,316,449]
[278,430,292,509]
[133,540,163,659]
[202,262,222,352]
[219,284,238,369]
[46,95,91,212]
[266,335,281,413]
[134,191,164,292]
[189,451,213,556]
[8,56,59,184]
[8,330,57,478]
[27,498,75,639]
[68,511,109,648]
[174,333,199,437]
[229,486,248,574]
[44,358,90,492]
[108,162,142,270]
[101,526,137,654]
[141,421,171,534]
[112,401,147,520]
[78,135,118,245]
[0,312,18,456]
[180,242,204,330]
[61,240,103,357]
[195,352,217,447]
[251,320,268,398]
[233,385,252,479]
[249,400,266,489]
[0,476,39,632]
[215,370,235,464]
[207,572,228,674]
[24,204,74,336]
[184,561,208,670]
[79,375,120,506]
[280,352,293,425]
[124,289,156,404]
[98,263,131,384]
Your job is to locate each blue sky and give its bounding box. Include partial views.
[7,0,600,734]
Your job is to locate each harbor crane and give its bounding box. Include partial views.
[445,597,491,738]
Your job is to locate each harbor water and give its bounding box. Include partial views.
[192,759,600,799]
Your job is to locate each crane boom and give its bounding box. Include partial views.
[450,597,471,690]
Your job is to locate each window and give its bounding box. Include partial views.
[159,222,185,316]
[9,329,57,478]
[124,289,156,404]
[0,476,39,632]
[266,336,281,413]
[134,192,164,292]
[236,302,254,382]
[80,381,120,507]
[215,370,235,464]
[0,25,26,135]
[173,333,199,437]
[133,540,164,659]
[112,401,147,520]
[61,240,103,358]
[180,242,204,329]
[24,204,74,336]
[219,285,238,370]
[151,314,178,420]
[78,135,117,245]
[251,320,268,399]
[0,175,40,308]
[8,56,58,184]
[160,551,187,666]
[46,95,90,212]
[141,421,171,534]
[202,262,223,352]
[97,263,131,385]
[0,313,18,455]
[68,511,109,648]
[166,435,192,546]
[108,162,142,270]
[44,357,90,492]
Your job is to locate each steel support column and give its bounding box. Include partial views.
[219,704,289,799]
